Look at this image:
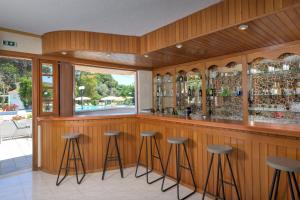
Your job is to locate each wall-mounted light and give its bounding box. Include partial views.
[144,54,149,58]
[61,51,67,55]
[106,53,111,57]
[176,44,183,49]
[238,24,248,30]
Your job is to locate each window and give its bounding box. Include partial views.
[39,60,59,116]
[74,65,136,116]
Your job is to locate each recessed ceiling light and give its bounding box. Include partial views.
[144,54,149,58]
[176,44,183,49]
[61,51,67,55]
[238,24,248,30]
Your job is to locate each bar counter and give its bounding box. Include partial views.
[38,114,300,199]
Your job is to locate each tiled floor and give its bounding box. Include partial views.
[0,138,32,175]
[0,167,211,200]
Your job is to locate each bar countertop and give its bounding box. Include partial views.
[37,113,300,138]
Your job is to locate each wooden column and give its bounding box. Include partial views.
[59,62,74,116]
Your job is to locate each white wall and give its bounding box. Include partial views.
[0,30,42,54]
[137,70,152,112]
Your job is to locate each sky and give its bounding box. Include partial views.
[112,74,135,86]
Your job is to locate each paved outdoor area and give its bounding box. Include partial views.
[0,167,210,200]
[0,138,32,175]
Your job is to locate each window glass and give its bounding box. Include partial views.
[74,65,136,116]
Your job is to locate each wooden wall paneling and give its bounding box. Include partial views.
[42,31,140,55]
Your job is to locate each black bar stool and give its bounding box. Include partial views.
[102,131,123,180]
[135,131,164,184]
[202,144,240,200]
[161,137,196,200]
[267,156,300,200]
[56,133,86,186]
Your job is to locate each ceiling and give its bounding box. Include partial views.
[0,0,220,36]
[54,5,300,68]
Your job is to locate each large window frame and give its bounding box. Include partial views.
[74,65,137,116]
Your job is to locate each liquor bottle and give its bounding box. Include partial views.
[188,87,192,97]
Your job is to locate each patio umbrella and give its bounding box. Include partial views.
[75,97,91,101]
[101,96,125,101]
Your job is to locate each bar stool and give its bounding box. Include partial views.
[267,156,300,200]
[161,137,196,200]
[56,133,86,186]
[202,144,240,200]
[102,130,123,180]
[135,131,164,184]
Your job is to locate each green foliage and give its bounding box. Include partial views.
[220,87,231,97]
[0,58,32,109]
[0,63,18,91]
[19,77,32,108]
[76,73,100,101]
[117,84,135,97]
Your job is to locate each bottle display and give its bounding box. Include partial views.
[153,74,163,112]
[248,54,300,124]
[162,73,174,114]
[176,69,202,116]
[206,63,243,120]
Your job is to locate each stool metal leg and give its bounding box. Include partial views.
[56,139,71,186]
[218,154,226,200]
[102,136,111,180]
[287,172,295,200]
[291,172,300,198]
[162,144,177,192]
[154,137,164,174]
[274,170,281,200]
[114,135,124,178]
[226,154,241,200]
[178,143,196,200]
[215,157,220,198]
[202,153,214,200]
[269,169,278,200]
[75,138,86,184]
[135,136,164,184]
[135,137,145,177]
[162,143,196,200]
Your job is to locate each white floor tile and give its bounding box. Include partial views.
[0,167,212,200]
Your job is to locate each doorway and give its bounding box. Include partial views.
[0,56,32,175]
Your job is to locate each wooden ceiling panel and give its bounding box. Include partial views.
[50,5,300,68]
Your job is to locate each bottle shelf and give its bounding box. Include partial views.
[248,55,300,124]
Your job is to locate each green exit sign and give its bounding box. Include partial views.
[2,40,17,47]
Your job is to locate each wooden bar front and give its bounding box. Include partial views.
[39,114,300,200]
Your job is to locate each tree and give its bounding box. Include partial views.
[0,63,18,107]
[19,77,32,108]
[77,74,100,101]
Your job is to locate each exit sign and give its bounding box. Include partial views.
[2,40,17,47]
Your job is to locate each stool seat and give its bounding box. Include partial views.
[62,133,80,139]
[104,130,120,136]
[141,131,156,137]
[207,144,232,154]
[267,156,300,172]
[167,137,188,144]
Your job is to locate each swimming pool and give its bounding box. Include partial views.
[75,105,134,112]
